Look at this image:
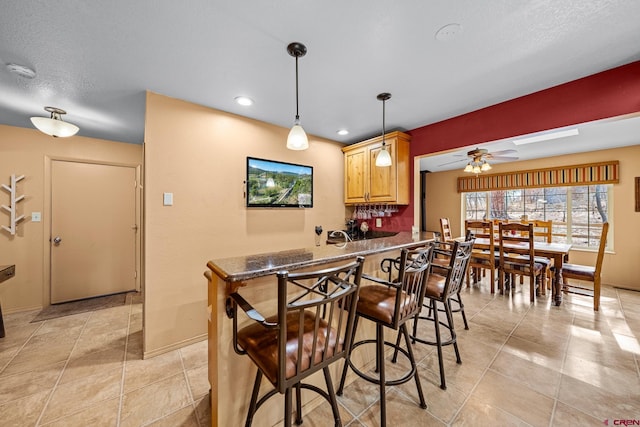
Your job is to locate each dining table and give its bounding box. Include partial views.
[472,237,572,306]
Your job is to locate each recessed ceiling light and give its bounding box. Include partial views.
[435,23,463,41]
[512,128,579,145]
[234,96,253,106]
[6,63,36,79]
[337,129,349,136]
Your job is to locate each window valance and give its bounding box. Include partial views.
[457,161,619,193]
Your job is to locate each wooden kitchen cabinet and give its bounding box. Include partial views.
[342,131,411,205]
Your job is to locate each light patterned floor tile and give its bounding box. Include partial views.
[119,373,192,427]
[39,366,123,424]
[0,285,638,426]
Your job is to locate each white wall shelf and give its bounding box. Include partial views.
[1,174,26,235]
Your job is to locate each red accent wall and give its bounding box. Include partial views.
[398,60,640,230]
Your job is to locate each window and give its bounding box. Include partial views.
[464,185,611,249]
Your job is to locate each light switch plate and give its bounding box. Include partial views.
[163,192,173,206]
[32,212,41,222]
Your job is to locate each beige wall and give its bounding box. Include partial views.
[0,125,142,313]
[143,92,347,357]
[423,144,640,289]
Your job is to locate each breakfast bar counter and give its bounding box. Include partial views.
[207,231,431,283]
[205,232,432,427]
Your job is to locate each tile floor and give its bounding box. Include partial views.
[1,280,639,426]
[0,293,210,426]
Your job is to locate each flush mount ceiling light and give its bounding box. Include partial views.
[435,23,463,42]
[337,129,349,136]
[375,93,392,167]
[286,42,308,150]
[512,128,579,145]
[30,107,79,138]
[234,96,253,106]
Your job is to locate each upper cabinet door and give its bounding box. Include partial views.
[368,138,396,202]
[342,131,410,205]
[344,146,367,203]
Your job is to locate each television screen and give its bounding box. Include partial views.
[246,157,313,208]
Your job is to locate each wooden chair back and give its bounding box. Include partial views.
[594,222,609,278]
[440,217,453,241]
[532,220,553,242]
[498,222,543,301]
[465,219,496,292]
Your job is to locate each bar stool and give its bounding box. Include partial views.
[229,256,365,427]
[431,231,474,330]
[337,246,433,427]
[411,240,473,390]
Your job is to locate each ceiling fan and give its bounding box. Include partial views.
[438,147,519,171]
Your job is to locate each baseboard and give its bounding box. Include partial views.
[2,304,43,316]
[613,285,640,293]
[143,333,207,359]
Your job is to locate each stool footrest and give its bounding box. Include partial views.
[411,315,457,347]
[346,339,417,387]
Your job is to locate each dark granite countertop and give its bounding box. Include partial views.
[207,231,432,282]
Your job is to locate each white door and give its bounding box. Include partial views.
[51,160,137,303]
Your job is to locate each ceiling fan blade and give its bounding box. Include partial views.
[488,149,517,156]
[490,155,519,161]
[437,158,467,167]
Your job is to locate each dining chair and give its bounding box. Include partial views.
[532,219,553,243]
[465,219,497,293]
[337,246,433,427]
[440,217,454,241]
[410,239,474,390]
[530,220,554,294]
[228,256,365,427]
[562,222,609,311]
[498,222,546,302]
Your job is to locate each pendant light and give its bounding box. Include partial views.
[375,93,392,167]
[30,107,79,138]
[286,42,309,150]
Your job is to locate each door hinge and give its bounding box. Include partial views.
[134,271,137,278]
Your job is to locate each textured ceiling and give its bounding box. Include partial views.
[1,1,639,161]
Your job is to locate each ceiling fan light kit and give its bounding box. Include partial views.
[286,42,309,151]
[30,107,79,138]
[458,147,519,174]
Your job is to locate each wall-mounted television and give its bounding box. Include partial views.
[246,157,313,208]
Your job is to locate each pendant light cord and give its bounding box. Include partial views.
[295,56,300,121]
[382,97,386,146]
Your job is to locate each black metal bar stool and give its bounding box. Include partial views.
[228,256,365,427]
[431,231,474,330]
[410,240,473,390]
[337,246,433,427]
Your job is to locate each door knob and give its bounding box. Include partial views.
[53,236,62,245]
